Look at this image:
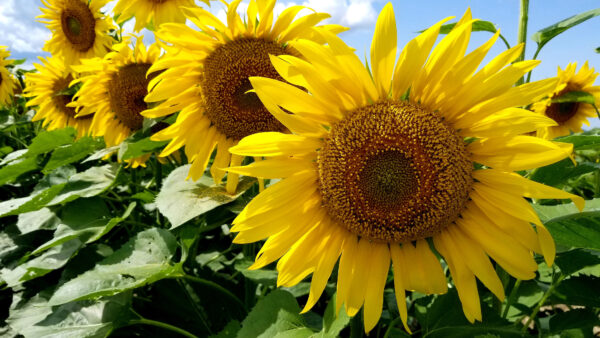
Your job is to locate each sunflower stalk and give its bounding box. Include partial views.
[516,0,529,85]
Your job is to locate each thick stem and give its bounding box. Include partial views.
[516,0,530,85]
[123,318,199,338]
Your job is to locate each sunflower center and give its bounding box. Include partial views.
[317,101,473,243]
[546,89,580,123]
[202,38,294,141]
[60,0,96,52]
[108,63,156,131]
[52,74,77,118]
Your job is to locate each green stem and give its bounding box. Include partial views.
[516,0,529,85]
[180,274,247,312]
[123,318,198,338]
[525,47,543,83]
[350,311,364,338]
[521,273,565,332]
[502,279,522,318]
[177,279,213,334]
[499,34,512,50]
[383,317,403,338]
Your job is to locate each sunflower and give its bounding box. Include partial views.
[113,0,210,32]
[0,46,16,107]
[70,36,161,167]
[226,4,585,332]
[534,62,600,139]
[24,56,92,138]
[143,0,347,193]
[38,0,115,66]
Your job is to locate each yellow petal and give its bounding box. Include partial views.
[370,2,397,97]
[460,108,557,138]
[389,245,411,333]
[363,243,390,333]
[230,132,321,157]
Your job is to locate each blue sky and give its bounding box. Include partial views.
[1,0,599,126]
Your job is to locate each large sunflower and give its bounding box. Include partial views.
[71,36,161,167]
[113,0,210,32]
[0,46,16,107]
[38,0,115,66]
[24,56,92,138]
[534,62,600,139]
[227,4,585,332]
[143,0,347,193]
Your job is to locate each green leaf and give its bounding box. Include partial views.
[532,199,600,250]
[0,239,82,287]
[156,165,255,228]
[83,145,119,163]
[555,134,600,150]
[433,20,498,34]
[531,8,600,48]
[210,320,241,338]
[48,228,178,305]
[42,137,105,174]
[31,200,134,255]
[0,156,38,186]
[0,149,27,166]
[551,275,600,308]
[46,164,118,206]
[234,258,277,286]
[25,128,76,158]
[7,292,131,338]
[596,46,600,53]
[416,289,525,337]
[548,308,600,334]
[118,135,168,160]
[550,91,596,105]
[238,289,311,338]
[554,249,600,276]
[16,208,61,234]
[321,295,350,337]
[0,184,66,218]
[530,158,600,186]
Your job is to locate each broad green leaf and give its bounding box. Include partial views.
[550,91,596,105]
[0,184,66,218]
[83,145,119,163]
[0,149,27,166]
[156,164,255,228]
[0,231,18,261]
[548,308,600,334]
[7,291,131,338]
[530,158,600,186]
[415,289,524,337]
[34,165,76,191]
[0,165,117,217]
[234,258,277,286]
[554,249,600,276]
[550,275,600,308]
[0,239,83,287]
[25,127,76,158]
[211,320,242,338]
[531,8,600,48]
[42,137,105,174]
[237,289,311,338]
[16,208,60,234]
[532,199,600,250]
[48,228,178,305]
[555,134,600,150]
[321,295,350,337]
[31,200,134,255]
[46,164,118,205]
[118,136,168,160]
[0,156,38,186]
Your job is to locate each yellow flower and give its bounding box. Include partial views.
[70,36,161,167]
[0,46,16,107]
[534,62,600,139]
[227,4,584,332]
[24,56,92,138]
[113,0,210,32]
[143,0,347,193]
[38,0,115,66]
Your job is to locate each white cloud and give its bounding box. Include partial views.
[206,0,377,30]
[0,0,51,53]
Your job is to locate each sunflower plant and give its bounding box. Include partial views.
[1,1,600,338]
